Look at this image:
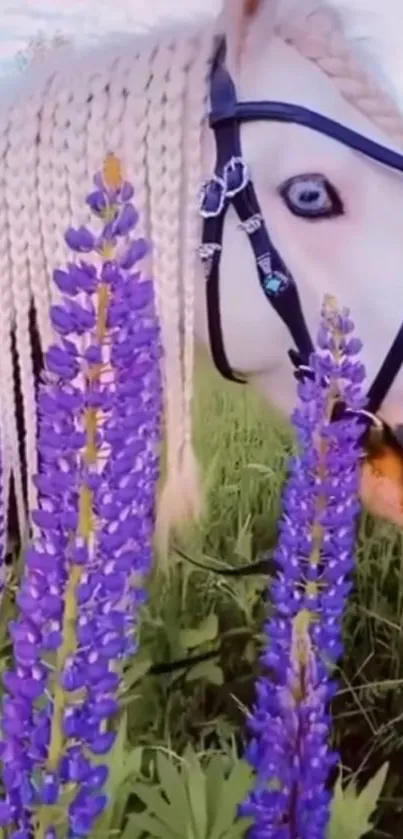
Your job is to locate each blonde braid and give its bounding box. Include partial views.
[121,45,153,239]
[180,29,214,523]
[5,98,38,517]
[36,75,62,317]
[147,37,191,556]
[146,42,172,551]
[161,34,199,522]
[103,56,128,163]
[88,76,110,195]
[48,78,77,305]
[278,6,403,146]
[13,86,51,519]
[62,75,93,238]
[23,81,54,354]
[0,111,17,534]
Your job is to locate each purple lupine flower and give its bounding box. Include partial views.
[241,296,366,839]
[0,154,163,838]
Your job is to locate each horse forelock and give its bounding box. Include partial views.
[274,0,403,147]
[223,0,403,147]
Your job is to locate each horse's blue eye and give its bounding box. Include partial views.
[279,173,344,220]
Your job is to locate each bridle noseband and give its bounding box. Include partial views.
[199,40,403,438]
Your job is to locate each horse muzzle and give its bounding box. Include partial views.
[360,420,403,528]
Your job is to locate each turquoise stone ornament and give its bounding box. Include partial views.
[262,271,288,296]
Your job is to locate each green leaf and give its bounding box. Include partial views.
[184,750,208,839]
[210,759,254,839]
[119,818,144,839]
[125,811,181,839]
[92,714,143,836]
[156,751,190,833]
[124,747,144,776]
[186,661,224,685]
[205,754,226,832]
[328,763,389,839]
[221,816,254,839]
[132,781,183,836]
[244,641,256,664]
[180,614,218,649]
[234,518,252,562]
[124,651,153,689]
[244,463,274,477]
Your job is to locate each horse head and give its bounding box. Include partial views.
[193,0,403,530]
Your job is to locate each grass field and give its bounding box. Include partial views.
[128,355,403,838]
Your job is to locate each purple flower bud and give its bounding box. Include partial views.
[113,203,139,236]
[68,262,98,294]
[65,299,96,333]
[31,509,59,531]
[88,697,118,719]
[64,226,95,253]
[90,673,120,695]
[10,828,31,839]
[61,748,90,784]
[86,189,108,215]
[84,765,109,791]
[87,732,116,755]
[61,659,86,692]
[50,305,76,336]
[0,801,12,825]
[40,774,59,806]
[69,793,108,835]
[119,238,149,269]
[53,268,79,295]
[46,345,79,380]
[84,344,103,364]
[120,181,134,202]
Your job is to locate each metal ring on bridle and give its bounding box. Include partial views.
[199,174,227,219]
[223,156,249,197]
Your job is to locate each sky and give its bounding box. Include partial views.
[0,0,402,92]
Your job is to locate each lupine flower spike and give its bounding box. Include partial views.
[242,295,366,839]
[0,154,163,839]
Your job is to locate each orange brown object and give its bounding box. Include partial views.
[360,435,403,527]
[368,446,403,485]
[102,153,123,191]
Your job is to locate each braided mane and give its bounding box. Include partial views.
[277,4,403,145]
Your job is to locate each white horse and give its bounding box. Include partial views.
[1,0,403,546]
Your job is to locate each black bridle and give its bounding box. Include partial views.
[199,40,403,437]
